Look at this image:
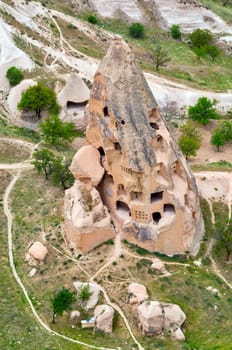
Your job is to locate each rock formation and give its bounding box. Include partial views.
[94,304,114,333]
[27,241,48,262]
[138,300,186,340]
[73,282,101,310]
[128,283,148,304]
[65,38,204,256]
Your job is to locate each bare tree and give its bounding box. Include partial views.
[151,45,170,71]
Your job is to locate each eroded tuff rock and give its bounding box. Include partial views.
[83,38,204,256]
[128,283,148,304]
[65,180,115,254]
[27,241,48,262]
[73,281,101,310]
[138,300,186,340]
[94,304,114,333]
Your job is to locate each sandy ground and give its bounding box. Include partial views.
[89,0,142,21]
[153,0,232,34]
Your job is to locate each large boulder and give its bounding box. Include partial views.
[70,145,105,186]
[28,241,48,262]
[73,281,101,310]
[94,304,114,333]
[128,283,148,304]
[7,79,36,114]
[138,300,186,340]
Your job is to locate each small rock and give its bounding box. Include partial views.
[28,242,48,262]
[70,310,80,320]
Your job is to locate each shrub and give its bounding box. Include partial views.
[87,14,97,24]
[170,24,181,40]
[129,23,144,38]
[189,28,213,48]
[6,66,24,86]
[188,97,219,125]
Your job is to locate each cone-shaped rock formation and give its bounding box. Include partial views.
[65,38,204,256]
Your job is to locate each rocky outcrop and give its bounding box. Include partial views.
[138,300,186,340]
[27,241,48,262]
[84,38,204,256]
[64,180,115,254]
[128,283,148,304]
[151,257,168,274]
[94,304,114,333]
[73,282,101,310]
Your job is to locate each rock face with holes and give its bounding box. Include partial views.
[65,38,204,255]
[138,301,186,340]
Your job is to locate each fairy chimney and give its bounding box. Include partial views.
[65,38,204,256]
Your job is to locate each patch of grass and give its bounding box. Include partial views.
[202,0,232,24]
[191,160,232,172]
[0,117,41,143]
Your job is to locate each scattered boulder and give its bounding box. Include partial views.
[138,300,186,340]
[28,242,48,262]
[70,310,80,320]
[151,258,168,274]
[94,304,114,333]
[128,283,148,304]
[70,145,105,187]
[28,267,37,277]
[73,281,101,310]
[206,286,221,297]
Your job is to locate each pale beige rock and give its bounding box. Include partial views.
[58,73,90,108]
[28,267,37,277]
[70,310,80,320]
[94,304,114,333]
[151,257,168,273]
[7,79,36,114]
[128,283,148,304]
[64,180,115,254]
[28,242,48,261]
[163,303,186,330]
[70,145,105,187]
[172,327,185,341]
[73,282,101,310]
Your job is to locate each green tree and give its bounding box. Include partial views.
[213,218,232,261]
[78,284,92,308]
[170,24,181,40]
[18,84,58,119]
[178,135,200,159]
[152,45,170,71]
[205,44,221,61]
[87,14,97,24]
[6,66,24,86]
[129,23,144,38]
[188,97,219,125]
[32,148,55,179]
[189,29,213,48]
[220,120,232,141]
[39,115,77,145]
[51,158,74,190]
[211,128,226,152]
[51,288,75,324]
[179,120,201,140]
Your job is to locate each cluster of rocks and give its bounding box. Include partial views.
[128,283,186,341]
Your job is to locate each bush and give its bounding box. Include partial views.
[87,14,97,24]
[170,24,181,40]
[188,97,219,125]
[129,23,144,38]
[189,29,213,48]
[6,66,24,86]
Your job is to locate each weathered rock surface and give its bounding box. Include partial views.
[70,145,105,187]
[128,283,148,304]
[73,282,101,310]
[28,241,48,262]
[151,257,168,274]
[64,180,115,254]
[84,38,204,256]
[94,304,114,333]
[138,300,186,340]
[70,310,80,320]
[7,79,36,114]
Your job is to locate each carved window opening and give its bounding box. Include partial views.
[121,166,133,175]
[67,101,87,109]
[156,135,163,143]
[149,107,159,120]
[135,210,148,222]
[121,120,125,126]
[192,211,196,219]
[150,122,159,130]
[114,142,121,151]
[151,191,163,203]
[130,191,142,201]
[117,184,125,196]
[152,212,161,223]
[116,201,131,218]
[184,194,189,206]
[172,161,182,176]
[164,204,175,213]
[103,106,109,117]
[106,173,114,184]
[98,147,105,156]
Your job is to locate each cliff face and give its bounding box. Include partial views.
[65,38,204,256]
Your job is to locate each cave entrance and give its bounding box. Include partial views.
[66,101,87,109]
[116,201,131,220]
[152,212,161,223]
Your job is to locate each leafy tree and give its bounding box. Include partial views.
[51,158,74,190]
[18,84,58,119]
[51,288,75,324]
[170,24,181,40]
[6,66,24,86]
[179,120,201,140]
[178,134,200,159]
[213,218,232,261]
[32,148,55,179]
[189,29,213,49]
[211,128,226,152]
[78,284,92,308]
[205,44,221,61]
[129,23,144,38]
[152,45,170,71]
[39,115,77,145]
[188,97,219,125]
[220,120,232,141]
